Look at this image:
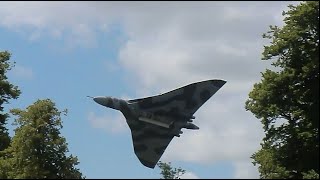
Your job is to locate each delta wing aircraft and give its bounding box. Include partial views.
[88,79,226,168]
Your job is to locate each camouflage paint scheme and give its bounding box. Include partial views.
[90,79,226,168]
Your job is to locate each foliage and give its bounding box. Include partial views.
[0,50,21,151]
[0,50,21,179]
[302,169,319,179]
[0,99,83,179]
[245,1,319,179]
[157,161,186,179]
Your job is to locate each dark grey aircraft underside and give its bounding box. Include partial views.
[89,79,226,168]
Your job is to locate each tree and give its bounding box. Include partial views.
[0,51,21,152]
[245,1,319,179]
[2,99,84,179]
[0,51,21,178]
[157,161,186,179]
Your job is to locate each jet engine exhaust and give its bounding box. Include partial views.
[184,122,199,130]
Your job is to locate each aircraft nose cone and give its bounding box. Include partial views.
[93,97,106,106]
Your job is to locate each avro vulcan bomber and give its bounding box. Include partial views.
[88,79,226,168]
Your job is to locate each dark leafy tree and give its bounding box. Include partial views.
[0,51,21,179]
[245,1,319,179]
[157,161,186,179]
[0,50,21,151]
[3,99,84,179]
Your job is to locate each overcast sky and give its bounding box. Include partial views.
[0,1,301,179]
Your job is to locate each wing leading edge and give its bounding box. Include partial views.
[128,79,226,117]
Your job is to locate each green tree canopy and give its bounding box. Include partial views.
[245,1,319,179]
[157,161,186,179]
[1,99,84,179]
[0,51,21,151]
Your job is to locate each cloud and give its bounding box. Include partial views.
[233,161,260,179]
[180,171,200,179]
[0,2,298,48]
[0,1,302,178]
[10,64,34,80]
[87,111,127,134]
[0,1,117,48]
